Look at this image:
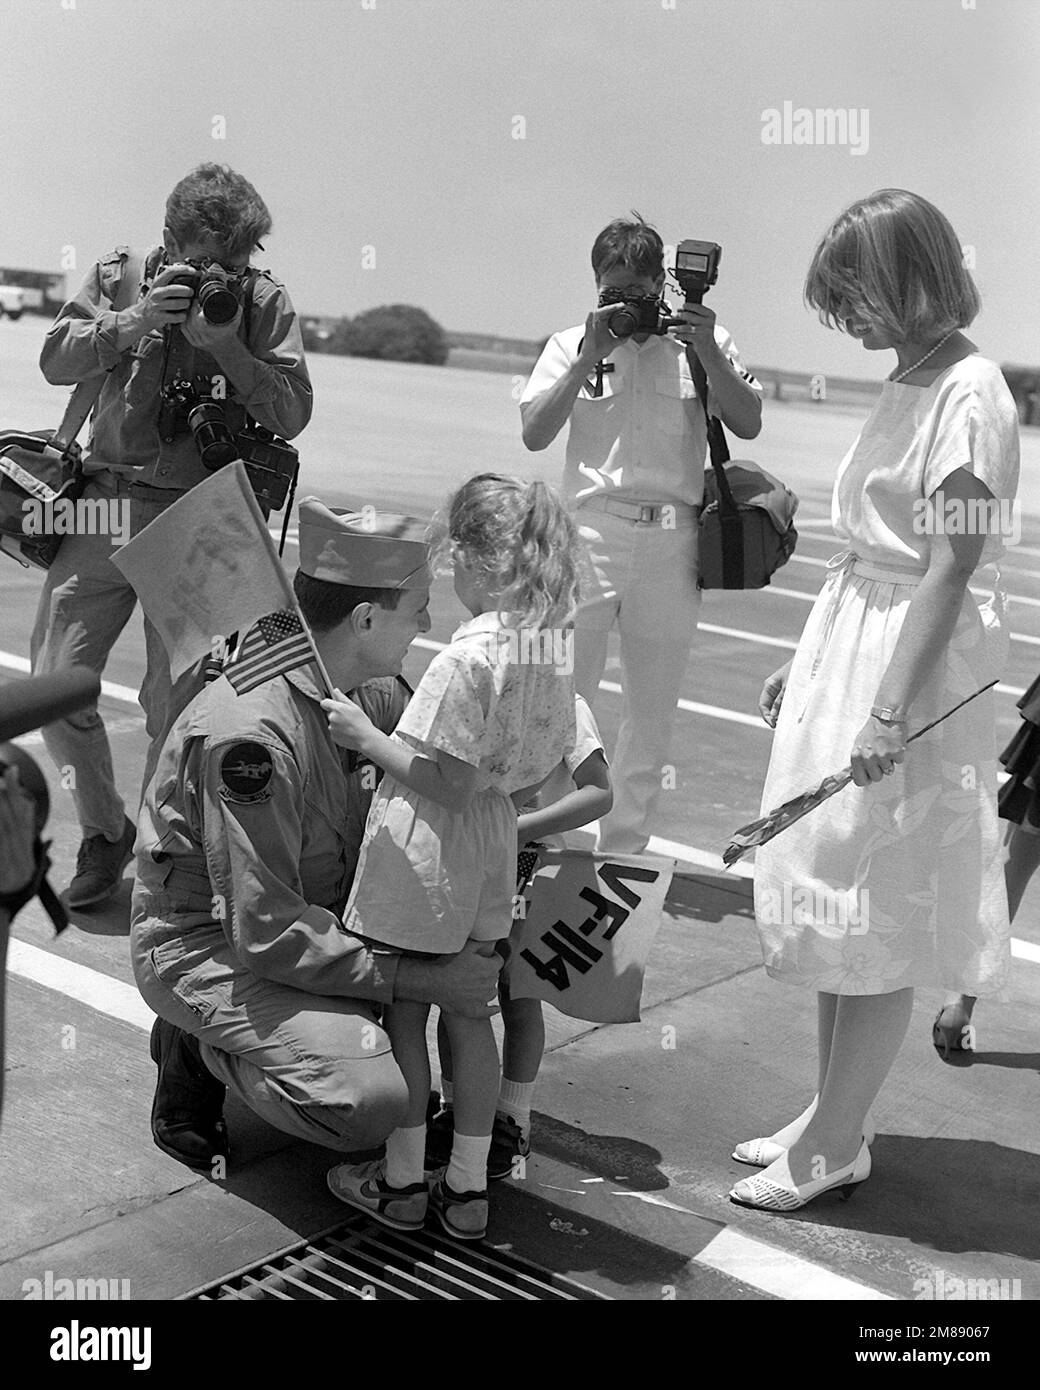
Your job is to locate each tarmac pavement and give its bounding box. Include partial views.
[1,319,1039,1305]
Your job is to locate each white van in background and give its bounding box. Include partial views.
[0,286,25,320]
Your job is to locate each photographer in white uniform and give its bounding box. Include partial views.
[520,214,762,852]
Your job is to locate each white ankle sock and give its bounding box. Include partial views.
[439,1078,454,1106]
[497,1078,533,1133]
[446,1132,491,1194]
[384,1124,427,1188]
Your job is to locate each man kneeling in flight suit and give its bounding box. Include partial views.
[131,500,501,1168]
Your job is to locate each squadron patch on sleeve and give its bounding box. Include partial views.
[218,742,274,804]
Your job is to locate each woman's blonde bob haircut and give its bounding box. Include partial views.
[804,189,980,345]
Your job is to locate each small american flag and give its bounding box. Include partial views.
[516,846,542,894]
[224,609,315,695]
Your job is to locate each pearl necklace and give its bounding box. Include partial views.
[889,328,958,384]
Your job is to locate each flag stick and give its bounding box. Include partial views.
[269,553,337,699]
[295,608,337,700]
[721,679,1000,868]
[250,481,337,700]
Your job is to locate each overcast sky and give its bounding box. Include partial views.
[3,0,1037,376]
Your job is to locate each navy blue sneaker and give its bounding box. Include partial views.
[327,1159,429,1231]
[428,1173,488,1240]
[488,1112,531,1181]
[425,1100,454,1171]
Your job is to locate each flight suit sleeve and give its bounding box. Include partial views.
[198,734,397,1001]
[232,278,314,440]
[39,255,128,383]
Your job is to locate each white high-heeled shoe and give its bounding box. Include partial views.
[731,1113,876,1168]
[728,1139,871,1212]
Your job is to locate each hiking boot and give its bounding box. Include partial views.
[327,1159,429,1231]
[67,815,136,909]
[487,1112,531,1182]
[428,1173,488,1241]
[149,1017,229,1172]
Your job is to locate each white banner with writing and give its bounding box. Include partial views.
[506,849,675,1024]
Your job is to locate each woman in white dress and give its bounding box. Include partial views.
[730,189,1020,1212]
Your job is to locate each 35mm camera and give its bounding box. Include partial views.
[599,239,724,340]
[157,381,299,511]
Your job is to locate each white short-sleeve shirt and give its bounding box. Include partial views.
[393,610,577,795]
[522,694,607,849]
[833,355,1021,571]
[520,323,761,507]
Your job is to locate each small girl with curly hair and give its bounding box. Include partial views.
[323,473,582,1240]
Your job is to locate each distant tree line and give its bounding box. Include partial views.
[301,304,449,366]
[299,307,1040,422]
[1002,367,1040,426]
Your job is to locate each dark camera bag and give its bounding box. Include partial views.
[0,248,143,569]
[686,346,799,589]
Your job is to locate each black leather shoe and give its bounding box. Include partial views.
[67,815,136,910]
[149,1017,229,1172]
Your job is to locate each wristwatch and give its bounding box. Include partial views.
[870,704,908,724]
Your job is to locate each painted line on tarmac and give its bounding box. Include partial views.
[7,939,155,1031]
[700,621,797,653]
[0,651,141,705]
[696,1227,892,1301]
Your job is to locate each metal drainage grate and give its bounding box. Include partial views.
[182,1215,611,1301]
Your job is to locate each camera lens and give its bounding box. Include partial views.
[196,277,240,325]
[607,305,639,339]
[188,400,239,469]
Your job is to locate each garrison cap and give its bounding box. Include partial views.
[297,498,433,589]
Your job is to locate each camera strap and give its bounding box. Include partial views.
[575,336,614,397]
[685,344,739,512]
[686,343,746,588]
